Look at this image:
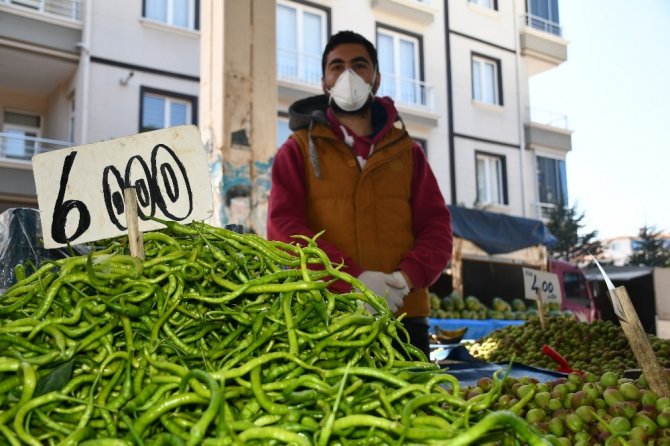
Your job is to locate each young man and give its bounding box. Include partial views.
[267,30,452,357]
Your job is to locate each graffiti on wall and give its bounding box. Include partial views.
[218,158,272,236]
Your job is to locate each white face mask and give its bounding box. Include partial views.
[328,69,375,112]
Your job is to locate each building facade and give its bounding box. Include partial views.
[0,0,570,235]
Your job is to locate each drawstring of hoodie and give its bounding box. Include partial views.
[300,96,407,180]
[308,119,321,179]
[307,109,408,180]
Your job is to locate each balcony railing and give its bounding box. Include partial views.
[276,47,322,88]
[524,13,562,37]
[1,0,82,21]
[535,201,556,220]
[277,48,435,113]
[378,73,434,112]
[0,132,71,162]
[528,107,568,129]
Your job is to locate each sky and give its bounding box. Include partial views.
[529,0,670,240]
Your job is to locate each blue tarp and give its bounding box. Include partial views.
[429,318,525,341]
[448,205,556,255]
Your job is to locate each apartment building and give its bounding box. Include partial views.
[0,0,570,235]
[0,0,200,212]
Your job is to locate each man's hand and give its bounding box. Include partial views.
[358,271,410,313]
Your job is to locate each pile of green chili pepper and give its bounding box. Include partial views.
[0,220,550,445]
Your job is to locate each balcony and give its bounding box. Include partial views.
[276,48,438,126]
[0,132,70,209]
[378,73,434,112]
[276,47,322,102]
[524,107,572,153]
[519,13,568,76]
[1,132,71,162]
[0,0,82,96]
[1,0,81,20]
[0,0,83,51]
[370,0,436,24]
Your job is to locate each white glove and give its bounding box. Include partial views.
[358,271,410,313]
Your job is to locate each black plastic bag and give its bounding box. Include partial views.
[0,208,89,292]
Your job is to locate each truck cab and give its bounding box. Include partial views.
[549,259,599,322]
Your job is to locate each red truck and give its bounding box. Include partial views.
[549,259,598,322]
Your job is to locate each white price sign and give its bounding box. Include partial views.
[522,267,563,304]
[33,125,213,248]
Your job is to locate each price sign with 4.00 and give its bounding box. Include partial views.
[33,125,213,248]
[522,267,563,304]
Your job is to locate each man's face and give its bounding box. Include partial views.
[322,43,380,93]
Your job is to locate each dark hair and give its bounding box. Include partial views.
[321,30,378,75]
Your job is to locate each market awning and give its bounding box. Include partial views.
[583,265,653,282]
[448,205,556,255]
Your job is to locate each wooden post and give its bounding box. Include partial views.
[124,187,144,260]
[614,286,670,397]
[536,288,546,330]
[451,238,463,298]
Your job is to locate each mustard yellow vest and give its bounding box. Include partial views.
[291,123,430,317]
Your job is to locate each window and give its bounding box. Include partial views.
[276,116,291,149]
[144,0,198,30]
[631,239,645,252]
[528,0,559,25]
[276,0,329,86]
[472,54,502,105]
[469,0,498,10]
[413,137,427,155]
[536,155,567,212]
[527,0,560,35]
[1,111,41,159]
[563,271,589,304]
[476,152,506,206]
[140,88,196,133]
[377,27,424,108]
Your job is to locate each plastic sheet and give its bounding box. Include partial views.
[0,208,89,292]
[443,360,567,386]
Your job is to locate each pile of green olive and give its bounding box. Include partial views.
[464,370,670,445]
[466,316,670,376]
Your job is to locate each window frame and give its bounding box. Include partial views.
[528,0,560,25]
[376,24,425,107]
[535,154,568,209]
[276,112,291,149]
[413,137,428,156]
[471,53,503,106]
[142,0,200,31]
[468,0,498,11]
[276,0,331,86]
[138,86,198,133]
[475,150,507,206]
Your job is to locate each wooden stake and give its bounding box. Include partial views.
[614,286,670,397]
[451,238,464,298]
[124,187,145,260]
[536,288,546,331]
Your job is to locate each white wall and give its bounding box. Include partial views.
[82,0,200,144]
[89,0,200,77]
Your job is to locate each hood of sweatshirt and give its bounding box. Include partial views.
[288,94,400,133]
[287,95,403,179]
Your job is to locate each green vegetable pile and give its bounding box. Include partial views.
[0,221,550,445]
[429,292,572,321]
[466,316,670,376]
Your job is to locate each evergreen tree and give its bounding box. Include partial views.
[546,203,602,265]
[627,225,670,267]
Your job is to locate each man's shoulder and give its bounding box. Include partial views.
[288,95,330,131]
